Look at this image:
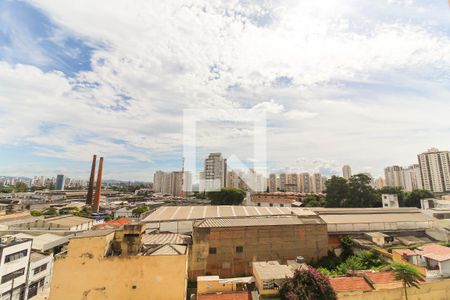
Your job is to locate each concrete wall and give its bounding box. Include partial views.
[50,253,188,300]
[327,221,433,233]
[189,223,328,279]
[338,278,450,300]
[197,276,238,295]
[68,233,115,259]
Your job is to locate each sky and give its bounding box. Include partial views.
[0,0,450,181]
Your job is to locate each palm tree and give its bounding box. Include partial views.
[391,262,422,300]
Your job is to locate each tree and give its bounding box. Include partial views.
[302,195,326,207]
[404,189,434,208]
[324,176,348,207]
[280,266,337,300]
[339,236,353,260]
[391,262,422,300]
[132,205,149,215]
[15,182,28,192]
[346,174,380,207]
[206,188,246,205]
[30,210,43,217]
[44,207,57,216]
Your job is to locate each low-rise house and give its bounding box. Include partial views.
[252,261,294,298]
[393,243,450,279]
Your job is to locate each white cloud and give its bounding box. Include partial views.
[1,0,450,179]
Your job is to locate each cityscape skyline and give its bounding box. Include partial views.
[1,1,450,180]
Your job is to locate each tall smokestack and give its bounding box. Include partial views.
[93,157,104,213]
[86,155,97,205]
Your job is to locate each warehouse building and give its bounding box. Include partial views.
[189,215,328,279]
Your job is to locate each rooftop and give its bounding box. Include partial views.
[416,243,450,262]
[310,207,421,215]
[141,233,190,245]
[30,252,48,263]
[393,248,416,256]
[365,232,390,238]
[320,212,434,224]
[198,292,251,300]
[12,233,69,251]
[45,215,93,227]
[71,229,116,239]
[145,244,187,256]
[196,216,323,228]
[252,261,294,280]
[0,236,32,248]
[329,277,373,292]
[95,217,132,229]
[143,205,316,222]
[363,272,401,285]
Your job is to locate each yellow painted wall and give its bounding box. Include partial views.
[50,252,188,300]
[68,233,115,259]
[338,278,450,300]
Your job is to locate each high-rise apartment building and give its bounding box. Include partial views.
[285,173,298,192]
[384,166,404,188]
[418,148,450,193]
[384,164,423,192]
[299,173,311,193]
[342,165,352,179]
[55,174,65,191]
[311,173,323,193]
[204,153,227,191]
[402,164,422,192]
[279,173,287,191]
[153,170,191,196]
[268,174,277,192]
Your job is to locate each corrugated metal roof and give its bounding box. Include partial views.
[141,233,189,245]
[195,216,322,228]
[149,244,186,256]
[320,213,434,224]
[143,205,316,222]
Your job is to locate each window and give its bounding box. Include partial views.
[38,278,45,288]
[33,264,47,275]
[209,247,217,254]
[257,203,261,206]
[269,203,273,207]
[1,268,25,284]
[280,204,284,207]
[236,246,243,253]
[4,250,28,263]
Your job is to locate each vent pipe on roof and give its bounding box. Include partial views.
[86,155,97,205]
[93,157,104,213]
